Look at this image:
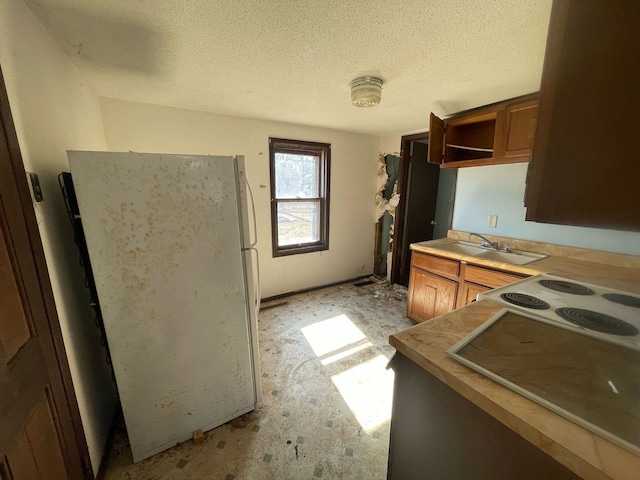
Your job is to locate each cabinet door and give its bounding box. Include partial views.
[495,100,538,158]
[460,282,490,306]
[426,113,445,165]
[407,267,458,323]
[525,0,640,231]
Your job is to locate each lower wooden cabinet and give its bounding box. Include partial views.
[407,268,458,323]
[406,251,526,323]
[464,264,524,289]
[460,281,490,307]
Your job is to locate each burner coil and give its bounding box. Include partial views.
[555,307,639,336]
[500,293,550,310]
[538,279,595,295]
[602,293,640,309]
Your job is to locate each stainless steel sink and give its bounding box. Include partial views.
[476,249,547,265]
[427,241,547,265]
[427,241,487,256]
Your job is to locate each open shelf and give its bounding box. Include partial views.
[444,145,493,163]
[442,118,497,164]
[428,93,538,168]
[445,144,494,153]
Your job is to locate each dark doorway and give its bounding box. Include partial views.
[390,133,456,286]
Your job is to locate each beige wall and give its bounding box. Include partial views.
[0,1,118,474]
[380,134,402,155]
[100,98,380,298]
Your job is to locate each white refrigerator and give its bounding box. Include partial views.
[68,151,262,462]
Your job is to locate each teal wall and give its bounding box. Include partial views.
[452,163,640,256]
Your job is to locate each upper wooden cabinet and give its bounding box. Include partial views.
[495,100,538,158]
[524,0,640,231]
[427,94,538,169]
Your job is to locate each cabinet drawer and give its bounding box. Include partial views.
[412,252,459,278]
[465,265,524,289]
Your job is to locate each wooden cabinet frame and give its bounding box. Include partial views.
[525,1,640,231]
[428,93,538,169]
[407,267,458,323]
[407,251,526,323]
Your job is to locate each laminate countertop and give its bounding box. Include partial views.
[391,234,640,480]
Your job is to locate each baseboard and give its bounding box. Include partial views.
[260,274,374,306]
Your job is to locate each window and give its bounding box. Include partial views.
[269,138,330,256]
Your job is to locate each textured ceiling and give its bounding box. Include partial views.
[24,0,553,136]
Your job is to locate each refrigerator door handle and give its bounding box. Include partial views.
[246,181,258,248]
[249,246,261,315]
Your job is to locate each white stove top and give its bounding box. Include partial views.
[479,274,640,349]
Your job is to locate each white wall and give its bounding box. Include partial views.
[379,134,402,155]
[100,98,380,298]
[453,163,640,255]
[0,1,118,474]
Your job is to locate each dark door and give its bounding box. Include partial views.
[392,140,441,286]
[426,113,445,165]
[0,69,90,479]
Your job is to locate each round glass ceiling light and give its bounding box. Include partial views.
[349,76,383,107]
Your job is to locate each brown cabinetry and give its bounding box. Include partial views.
[407,251,526,323]
[464,265,524,289]
[460,282,490,307]
[524,1,640,231]
[428,94,538,169]
[495,100,538,158]
[407,269,458,323]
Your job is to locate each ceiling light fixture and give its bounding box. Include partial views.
[349,76,383,107]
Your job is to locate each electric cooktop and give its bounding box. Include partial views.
[447,274,640,454]
[478,274,640,349]
[447,309,640,454]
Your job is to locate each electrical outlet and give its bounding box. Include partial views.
[26,172,44,203]
[488,214,498,228]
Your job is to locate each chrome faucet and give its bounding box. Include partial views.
[469,233,499,250]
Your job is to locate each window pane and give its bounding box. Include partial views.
[275,153,319,199]
[277,201,320,246]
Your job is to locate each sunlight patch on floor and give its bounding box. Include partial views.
[301,313,394,433]
[301,314,367,357]
[331,355,394,433]
[320,341,372,366]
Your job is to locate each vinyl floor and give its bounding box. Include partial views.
[102,278,412,480]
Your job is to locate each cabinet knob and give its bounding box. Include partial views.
[430,220,436,225]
